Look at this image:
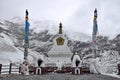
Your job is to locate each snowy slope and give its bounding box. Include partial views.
[0,32,40,65]
[0,19,46,65]
[0,33,24,65]
[0,20,23,64]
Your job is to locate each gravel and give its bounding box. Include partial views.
[0,73,120,80]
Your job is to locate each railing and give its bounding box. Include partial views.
[0,63,20,75]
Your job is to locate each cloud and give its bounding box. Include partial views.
[0,0,120,38]
[0,0,81,21]
[65,0,120,38]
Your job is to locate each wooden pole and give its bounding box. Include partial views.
[9,63,12,74]
[0,64,2,75]
[19,66,21,73]
[21,9,29,75]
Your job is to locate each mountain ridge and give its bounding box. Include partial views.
[0,18,120,74]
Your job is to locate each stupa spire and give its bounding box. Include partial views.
[59,22,63,34]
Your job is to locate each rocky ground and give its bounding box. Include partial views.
[0,73,120,80]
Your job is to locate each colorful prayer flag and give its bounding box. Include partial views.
[24,9,30,59]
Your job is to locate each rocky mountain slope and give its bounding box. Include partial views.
[0,17,120,74]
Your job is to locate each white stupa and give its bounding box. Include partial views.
[45,23,73,66]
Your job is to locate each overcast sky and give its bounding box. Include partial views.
[0,0,120,38]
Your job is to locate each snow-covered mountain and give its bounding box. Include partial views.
[9,17,91,41]
[0,20,23,65]
[0,17,120,75]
